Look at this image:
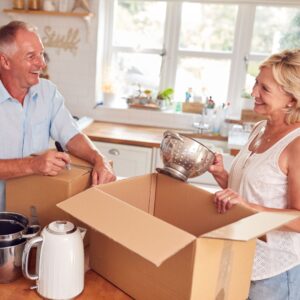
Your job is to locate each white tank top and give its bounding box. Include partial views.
[229,120,300,280]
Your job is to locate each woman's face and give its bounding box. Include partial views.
[251,66,293,118]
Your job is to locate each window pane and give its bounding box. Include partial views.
[174,57,230,105]
[180,3,238,52]
[111,52,162,95]
[251,6,300,54]
[113,0,166,49]
[244,61,260,97]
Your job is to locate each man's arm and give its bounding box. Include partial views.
[0,151,70,180]
[66,133,116,185]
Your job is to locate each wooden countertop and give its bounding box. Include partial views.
[83,121,227,148]
[0,270,132,300]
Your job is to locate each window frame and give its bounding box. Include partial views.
[99,0,300,119]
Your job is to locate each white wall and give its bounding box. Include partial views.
[0,0,100,116]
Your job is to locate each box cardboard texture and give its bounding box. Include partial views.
[6,155,92,228]
[58,173,299,300]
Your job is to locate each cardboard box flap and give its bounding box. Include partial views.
[202,211,299,241]
[57,187,196,267]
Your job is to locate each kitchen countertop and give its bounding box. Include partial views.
[83,121,227,148]
[0,270,132,300]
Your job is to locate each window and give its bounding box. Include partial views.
[100,0,300,119]
[245,6,300,99]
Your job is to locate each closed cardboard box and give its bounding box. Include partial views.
[58,173,299,300]
[6,155,92,228]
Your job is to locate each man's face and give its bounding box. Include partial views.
[6,29,46,89]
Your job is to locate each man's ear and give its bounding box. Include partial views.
[0,53,10,70]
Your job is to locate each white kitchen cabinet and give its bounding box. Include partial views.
[93,142,153,178]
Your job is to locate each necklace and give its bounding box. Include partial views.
[242,125,266,169]
[251,125,266,152]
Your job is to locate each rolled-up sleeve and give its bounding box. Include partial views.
[50,87,80,148]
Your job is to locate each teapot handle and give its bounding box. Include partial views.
[22,236,43,281]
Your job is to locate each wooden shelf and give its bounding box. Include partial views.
[3,8,93,18]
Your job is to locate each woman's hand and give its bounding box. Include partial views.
[209,153,224,174]
[214,188,246,213]
[208,153,229,189]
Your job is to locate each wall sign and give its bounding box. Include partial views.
[42,26,80,55]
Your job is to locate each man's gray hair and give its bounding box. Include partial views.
[0,21,38,55]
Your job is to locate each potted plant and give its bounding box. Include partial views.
[156,88,174,109]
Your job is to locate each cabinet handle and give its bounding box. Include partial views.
[108,148,120,156]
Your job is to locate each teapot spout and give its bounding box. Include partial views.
[78,227,87,239]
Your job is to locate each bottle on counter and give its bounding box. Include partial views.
[219,102,230,137]
[185,88,193,103]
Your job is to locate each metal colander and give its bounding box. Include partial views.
[156,131,215,181]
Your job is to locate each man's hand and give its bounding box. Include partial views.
[66,133,117,185]
[31,150,71,176]
[91,157,116,185]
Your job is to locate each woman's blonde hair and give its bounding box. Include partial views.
[260,49,300,124]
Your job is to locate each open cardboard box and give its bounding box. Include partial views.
[58,173,299,300]
[6,154,92,228]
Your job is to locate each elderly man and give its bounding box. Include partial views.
[0,21,116,211]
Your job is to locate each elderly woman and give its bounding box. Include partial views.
[209,49,300,300]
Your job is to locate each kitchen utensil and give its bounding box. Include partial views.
[22,220,86,299]
[0,212,40,242]
[0,239,26,283]
[156,130,215,181]
[0,212,40,283]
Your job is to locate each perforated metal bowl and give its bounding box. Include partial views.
[156,131,215,181]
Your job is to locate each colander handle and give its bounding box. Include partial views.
[163,131,184,142]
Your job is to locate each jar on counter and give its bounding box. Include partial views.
[13,0,25,10]
[43,0,56,12]
[28,0,40,10]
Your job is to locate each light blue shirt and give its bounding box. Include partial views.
[0,78,80,211]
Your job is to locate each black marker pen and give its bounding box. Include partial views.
[55,141,71,170]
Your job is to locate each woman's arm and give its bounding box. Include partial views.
[208,153,229,188]
[281,136,300,231]
[214,188,300,232]
[214,136,300,232]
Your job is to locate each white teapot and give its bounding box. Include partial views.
[22,221,86,299]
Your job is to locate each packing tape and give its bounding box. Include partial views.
[215,240,233,300]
